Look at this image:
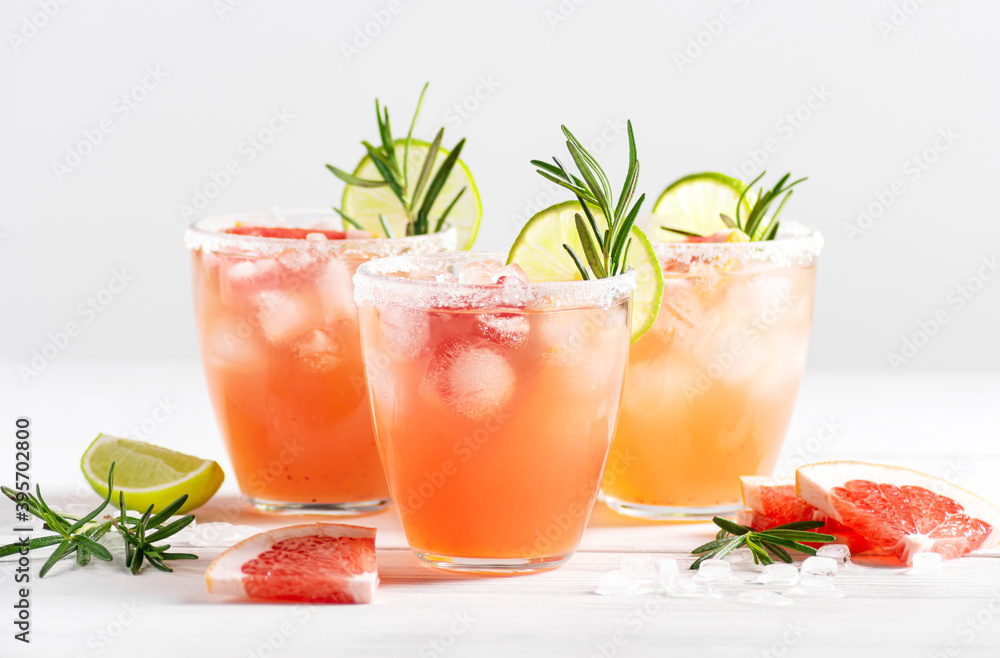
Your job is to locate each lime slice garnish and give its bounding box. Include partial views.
[506,200,663,342]
[81,434,225,514]
[342,138,482,250]
[652,172,751,241]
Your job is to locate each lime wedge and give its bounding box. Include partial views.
[652,172,751,241]
[342,138,482,250]
[506,201,663,342]
[81,434,224,514]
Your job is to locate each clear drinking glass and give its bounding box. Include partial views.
[353,252,635,572]
[185,209,456,514]
[601,221,823,518]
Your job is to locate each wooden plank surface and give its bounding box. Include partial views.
[2,363,999,656]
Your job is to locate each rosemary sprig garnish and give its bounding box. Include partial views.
[532,122,644,280]
[661,171,807,241]
[0,463,197,576]
[327,83,468,237]
[690,516,835,569]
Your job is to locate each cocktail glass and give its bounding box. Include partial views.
[601,221,823,518]
[185,209,456,514]
[353,252,635,571]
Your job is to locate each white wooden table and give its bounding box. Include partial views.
[3,363,1000,657]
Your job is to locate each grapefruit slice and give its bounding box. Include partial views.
[797,461,1000,565]
[205,523,377,603]
[739,476,879,555]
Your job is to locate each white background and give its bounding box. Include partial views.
[3,0,999,378]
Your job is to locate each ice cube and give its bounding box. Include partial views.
[475,313,530,348]
[459,260,503,285]
[696,319,767,384]
[292,329,341,372]
[209,318,265,367]
[908,552,944,572]
[256,290,316,345]
[595,570,641,596]
[316,257,358,322]
[816,544,852,563]
[694,558,732,582]
[658,559,680,585]
[380,305,430,359]
[785,574,846,598]
[494,263,529,286]
[689,261,724,300]
[801,556,838,577]
[737,590,794,607]
[421,339,516,420]
[671,580,723,599]
[723,547,755,565]
[753,563,799,586]
[652,286,704,347]
[221,258,281,305]
[621,557,659,580]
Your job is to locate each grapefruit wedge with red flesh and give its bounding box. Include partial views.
[739,476,880,555]
[796,461,1000,565]
[205,523,377,603]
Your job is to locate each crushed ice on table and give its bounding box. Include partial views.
[621,557,660,581]
[801,555,838,577]
[753,563,799,587]
[595,570,642,596]
[737,590,794,607]
[723,547,755,565]
[785,573,846,598]
[816,544,851,563]
[658,558,680,586]
[694,558,732,582]
[907,552,944,574]
[671,579,724,599]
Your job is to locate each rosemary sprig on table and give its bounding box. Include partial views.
[326,83,468,237]
[0,463,197,576]
[531,121,644,279]
[690,516,835,569]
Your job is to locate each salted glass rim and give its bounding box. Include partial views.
[640,219,824,264]
[353,251,637,310]
[184,208,457,255]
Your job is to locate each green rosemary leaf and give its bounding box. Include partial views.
[325,165,387,188]
[661,225,704,238]
[712,516,751,536]
[379,214,394,238]
[146,494,188,528]
[332,207,363,230]
[411,127,443,211]
[735,170,765,228]
[535,170,594,202]
[375,102,399,177]
[403,82,429,187]
[40,540,73,578]
[0,535,62,557]
[70,466,114,533]
[417,138,465,226]
[691,536,740,555]
[756,528,836,543]
[565,138,613,225]
[364,146,408,208]
[576,199,603,250]
[160,552,199,561]
[759,540,793,563]
[434,187,466,233]
[619,238,632,276]
[144,515,195,544]
[562,126,612,204]
[718,213,737,230]
[614,122,639,218]
[75,536,113,562]
[563,245,590,280]
[574,213,607,279]
[610,194,644,267]
[745,537,774,565]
